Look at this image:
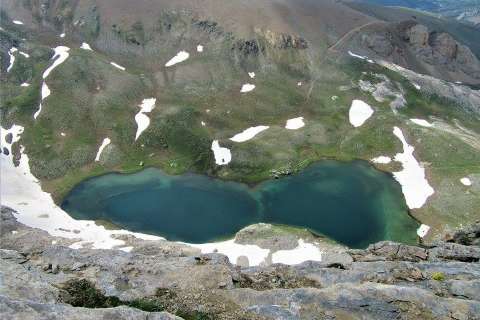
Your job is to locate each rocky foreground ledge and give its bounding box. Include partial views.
[1,207,479,320]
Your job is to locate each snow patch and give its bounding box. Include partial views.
[211,140,231,165]
[7,47,17,72]
[59,33,66,38]
[271,239,323,265]
[192,240,270,267]
[19,51,29,58]
[349,100,374,127]
[12,20,24,25]
[20,82,30,87]
[230,126,269,143]
[460,177,472,186]
[392,127,434,209]
[34,82,51,119]
[240,83,255,93]
[416,224,430,238]
[110,62,126,71]
[165,51,190,67]
[80,42,92,51]
[95,138,111,162]
[42,46,70,79]
[297,82,302,86]
[248,72,255,79]
[410,118,433,127]
[285,117,305,130]
[134,98,157,141]
[371,156,392,164]
[197,45,204,52]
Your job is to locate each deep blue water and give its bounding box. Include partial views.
[61,161,419,248]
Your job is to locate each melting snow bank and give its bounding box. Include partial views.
[285,117,305,130]
[349,100,374,127]
[42,46,70,79]
[410,119,433,127]
[192,238,322,267]
[211,140,231,165]
[165,51,190,67]
[110,62,126,71]
[95,138,111,162]
[272,239,323,265]
[230,126,269,142]
[417,224,431,238]
[80,42,92,51]
[34,82,51,119]
[240,83,255,93]
[0,125,161,250]
[7,47,17,72]
[348,51,374,63]
[392,127,434,209]
[192,240,270,266]
[134,98,157,141]
[371,156,392,164]
[460,177,472,186]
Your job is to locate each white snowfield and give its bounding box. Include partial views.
[230,126,269,143]
[271,239,323,265]
[95,138,111,162]
[42,46,70,79]
[12,20,24,25]
[110,62,126,71]
[7,47,17,72]
[240,83,255,93]
[211,140,232,165]
[392,126,434,209]
[410,119,433,128]
[197,45,204,52]
[34,82,51,119]
[416,224,430,238]
[0,125,161,250]
[192,240,270,266]
[348,51,374,63]
[59,33,66,38]
[349,100,374,127]
[248,72,255,79]
[193,238,322,267]
[285,117,305,130]
[80,42,93,51]
[460,177,472,186]
[20,82,30,87]
[19,51,29,58]
[134,98,157,141]
[371,156,392,164]
[165,51,190,67]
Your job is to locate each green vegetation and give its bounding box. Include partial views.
[431,272,446,281]
[60,279,214,318]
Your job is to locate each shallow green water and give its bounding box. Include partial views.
[61,161,419,248]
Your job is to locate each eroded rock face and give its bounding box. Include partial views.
[355,20,480,84]
[1,206,480,319]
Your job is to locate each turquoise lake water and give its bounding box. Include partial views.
[61,161,419,248]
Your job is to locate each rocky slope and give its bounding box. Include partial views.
[1,206,479,319]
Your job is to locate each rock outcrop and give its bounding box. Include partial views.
[1,206,479,319]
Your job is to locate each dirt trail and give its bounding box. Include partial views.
[328,21,386,53]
